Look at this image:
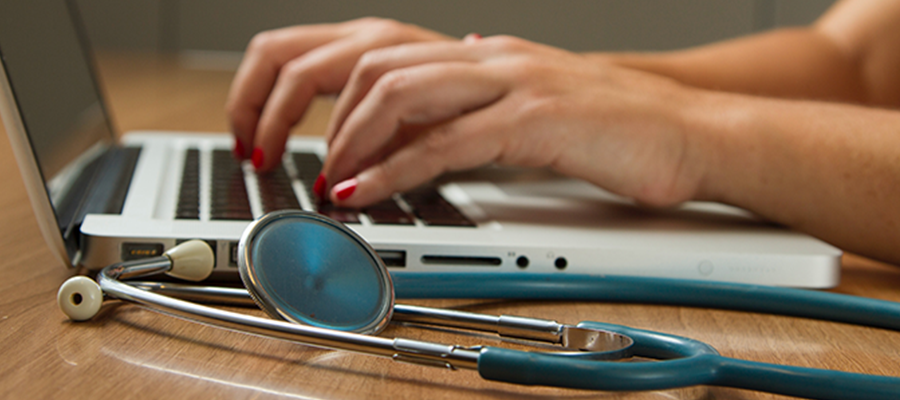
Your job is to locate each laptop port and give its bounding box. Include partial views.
[555,257,568,270]
[516,256,529,268]
[121,242,164,261]
[376,250,406,267]
[421,255,502,266]
[229,242,240,267]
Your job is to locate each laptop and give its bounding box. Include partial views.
[0,1,841,287]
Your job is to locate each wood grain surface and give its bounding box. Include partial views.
[1,52,899,400]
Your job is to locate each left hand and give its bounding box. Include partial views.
[321,35,708,209]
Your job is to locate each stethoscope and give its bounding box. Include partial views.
[57,210,900,400]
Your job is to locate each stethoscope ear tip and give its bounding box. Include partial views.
[57,276,103,321]
[164,240,215,282]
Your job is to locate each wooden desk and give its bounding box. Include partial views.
[3,52,900,400]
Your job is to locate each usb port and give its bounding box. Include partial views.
[376,250,406,267]
[229,242,240,267]
[121,242,164,261]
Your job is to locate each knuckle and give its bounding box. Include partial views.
[354,49,391,83]
[363,19,412,43]
[487,35,526,51]
[353,16,389,27]
[421,124,456,154]
[372,159,396,186]
[502,61,539,83]
[281,58,310,79]
[518,92,558,117]
[372,70,412,103]
[225,98,241,118]
[246,30,278,55]
[371,18,405,34]
[227,106,255,131]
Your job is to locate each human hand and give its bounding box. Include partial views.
[226,18,452,170]
[319,35,710,208]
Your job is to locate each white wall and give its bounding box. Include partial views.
[76,0,835,53]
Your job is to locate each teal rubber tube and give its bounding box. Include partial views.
[478,322,900,399]
[391,273,900,331]
[477,321,722,391]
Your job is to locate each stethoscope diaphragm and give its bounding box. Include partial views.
[237,210,394,334]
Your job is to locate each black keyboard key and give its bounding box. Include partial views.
[211,150,253,220]
[365,209,415,225]
[317,203,360,224]
[402,186,475,227]
[363,199,414,225]
[288,152,470,227]
[257,165,301,213]
[175,149,200,219]
[291,152,324,200]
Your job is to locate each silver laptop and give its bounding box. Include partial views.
[0,1,841,287]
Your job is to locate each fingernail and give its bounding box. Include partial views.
[313,174,327,198]
[464,33,482,43]
[333,178,357,201]
[233,139,245,159]
[251,147,264,169]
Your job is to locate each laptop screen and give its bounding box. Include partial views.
[0,0,114,202]
[0,0,115,254]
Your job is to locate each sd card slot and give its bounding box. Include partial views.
[421,255,501,266]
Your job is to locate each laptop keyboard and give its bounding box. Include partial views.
[176,148,475,227]
[175,149,201,219]
[211,150,254,220]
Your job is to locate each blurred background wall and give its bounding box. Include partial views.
[76,0,836,55]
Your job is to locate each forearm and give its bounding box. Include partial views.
[587,28,865,104]
[686,90,900,264]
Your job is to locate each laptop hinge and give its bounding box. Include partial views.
[63,146,141,258]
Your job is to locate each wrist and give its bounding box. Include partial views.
[678,89,760,206]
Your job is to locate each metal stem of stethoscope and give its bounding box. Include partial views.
[58,239,633,371]
[127,281,621,348]
[100,268,485,370]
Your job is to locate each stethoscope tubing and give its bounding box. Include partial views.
[392,273,900,399]
[92,266,900,399]
[520,321,900,400]
[121,277,900,399]
[479,346,900,400]
[392,273,900,331]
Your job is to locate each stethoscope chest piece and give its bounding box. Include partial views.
[237,210,394,335]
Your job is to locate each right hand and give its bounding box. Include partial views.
[226,18,453,171]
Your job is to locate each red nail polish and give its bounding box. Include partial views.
[233,139,245,159]
[251,147,264,169]
[333,179,357,201]
[313,174,327,198]
[464,33,482,43]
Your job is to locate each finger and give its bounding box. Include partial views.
[325,40,489,145]
[463,33,483,43]
[329,104,506,207]
[227,24,352,158]
[250,36,388,171]
[323,62,509,188]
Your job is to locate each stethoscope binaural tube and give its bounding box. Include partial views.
[58,212,636,369]
[56,210,900,400]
